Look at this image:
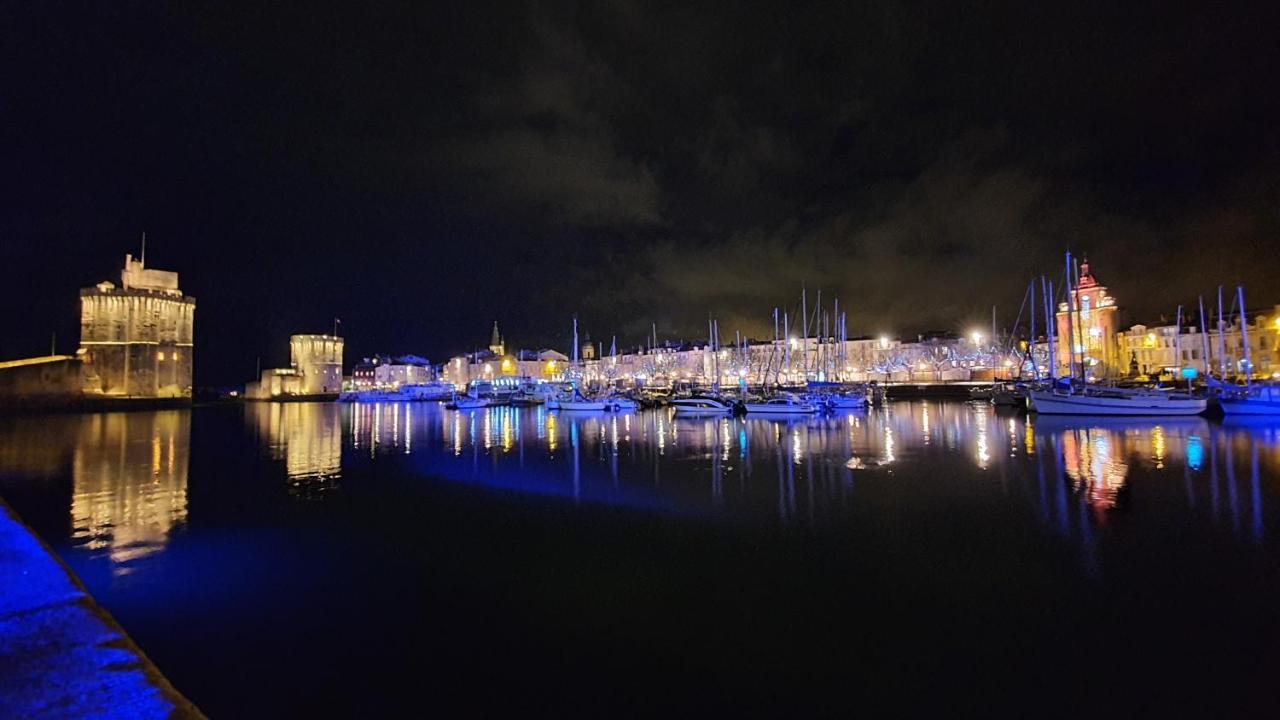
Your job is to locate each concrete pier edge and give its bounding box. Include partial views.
[0,497,204,719]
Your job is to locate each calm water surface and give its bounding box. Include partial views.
[3,401,1280,717]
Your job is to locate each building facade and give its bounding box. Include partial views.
[290,334,344,394]
[78,254,196,398]
[1055,260,1121,379]
[1118,305,1280,379]
[245,333,344,399]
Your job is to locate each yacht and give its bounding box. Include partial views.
[670,396,735,416]
[743,395,817,415]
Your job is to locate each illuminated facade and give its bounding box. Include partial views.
[78,254,196,397]
[351,355,434,390]
[442,348,568,387]
[245,333,344,399]
[1118,304,1280,379]
[1055,260,1120,378]
[290,334,344,394]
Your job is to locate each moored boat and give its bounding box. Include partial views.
[1027,387,1206,416]
[1219,383,1280,416]
[604,394,640,411]
[670,396,735,416]
[990,382,1026,408]
[743,394,817,415]
[451,392,489,409]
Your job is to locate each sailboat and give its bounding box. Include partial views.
[1027,252,1206,416]
[1216,286,1280,415]
[554,316,607,411]
[451,388,489,409]
[556,391,608,411]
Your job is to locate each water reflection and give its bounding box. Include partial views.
[272,402,1280,548]
[246,403,341,492]
[70,412,190,568]
[3,401,1280,576]
[0,411,192,571]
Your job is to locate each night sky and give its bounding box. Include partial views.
[4,1,1278,386]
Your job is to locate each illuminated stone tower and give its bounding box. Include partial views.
[290,334,344,395]
[78,254,196,397]
[1055,259,1120,378]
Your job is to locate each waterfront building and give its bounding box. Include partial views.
[1055,260,1121,379]
[350,354,434,390]
[78,253,196,398]
[245,334,344,399]
[442,348,568,388]
[439,323,571,387]
[1117,305,1280,379]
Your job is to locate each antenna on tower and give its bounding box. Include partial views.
[140,231,147,266]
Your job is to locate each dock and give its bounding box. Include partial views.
[0,499,202,719]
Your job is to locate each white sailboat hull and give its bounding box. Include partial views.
[1028,390,1206,416]
[827,396,867,409]
[557,400,607,411]
[743,403,816,415]
[671,399,734,416]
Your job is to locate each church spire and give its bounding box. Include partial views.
[489,321,505,355]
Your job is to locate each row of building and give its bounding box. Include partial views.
[433,263,1278,388]
[3,254,1275,407]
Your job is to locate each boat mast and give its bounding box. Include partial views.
[1238,285,1252,386]
[1063,252,1078,382]
[783,311,791,384]
[801,286,808,381]
[1072,255,1086,378]
[771,307,779,387]
[833,297,839,381]
[1029,279,1037,380]
[1043,276,1056,383]
[991,304,997,351]
[1217,286,1227,378]
[572,315,579,392]
[1198,295,1212,383]
[1175,305,1183,383]
[813,288,822,380]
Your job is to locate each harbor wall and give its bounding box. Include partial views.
[0,356,83,408]
[0,497,202,718]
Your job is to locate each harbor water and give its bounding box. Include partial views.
[2,401,1280,716]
